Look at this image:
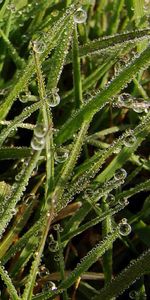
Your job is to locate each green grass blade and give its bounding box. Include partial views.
[32,229,119,300]
[0,264,20,300]
[55,44,150,145]
[66,28,150,63]
[93,249,150,300]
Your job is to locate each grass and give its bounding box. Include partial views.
[0,0,150,299]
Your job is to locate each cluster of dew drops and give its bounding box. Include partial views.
[114,169,132,236]
[18,7,87,154]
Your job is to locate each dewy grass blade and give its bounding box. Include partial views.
[92,249,150,300]
[0,264,20,300]
[0,4,77,120]
[55,44,150,145]
[32,229,119,300]
[66,28,150,63]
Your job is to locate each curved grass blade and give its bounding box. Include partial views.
[0,264,20,300]
[0,5,77,120]
[55,44,150,145]
[0,101,41,147]
[66,28,150,63]
[92,249,150,300]
[0,151,41,237]
[32,229,120,300]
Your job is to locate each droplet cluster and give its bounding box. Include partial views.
[31,123,47,151]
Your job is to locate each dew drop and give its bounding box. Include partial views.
[129,290,138,299]
[51,10,59,17]
[18,92,28,103]
[7,3,16,13]
[118,218,131,236]
[113,146,121,154]
[46,90,60,107]
[53,224,63,232]
[31,136,45,151]
[45,281,57,291]
[34,124,47,138]
[124,134,136,147]
[54,254,60,262]
[15,173,22,181]
[38,265,49,278]
[32,40,46,54]
[121,93,133,106]
[107,194,115,203]
[73,8,87,24]
[118,197,129,206]
[84,188,93,198]
[48,235,59,252]
[54,148,69,163]
[114,168,127,180]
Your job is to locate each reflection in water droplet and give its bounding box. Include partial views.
[74,8,87,23]
[113,146,121,154]
[7,3,16,13]
[34,124,47,138]
[38,265,49,278]
[44,281,57,291]
[118,198,129,206]
[114,168,127,180]
[46,90,60,107]
[107,194,115,203]
[129,290,138,299]
[118,218,131,236]
[54,254,60,262]
[54,148,69,163]
[51,10,59,17]
[48,235,59,252]
[124,134,136,147]
[33,40,46,53]
[31,136,45,151]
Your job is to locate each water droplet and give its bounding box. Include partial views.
[47,211,51,217]
[7,3,16,13]
[84,188,93,198]
[118,198,129,206]
[114,168,127,180]
[44,281,57,291]
[15,173,22,181]
[54,148,69,163]
[32,40,46,54]
[124,134,136,147]
[51,10,59,17]
[46,90,60,107]
[48,235,59,252]
[31,136,45,151]
[121,93,133,106]
[34,124,47,138]
[38,265,49,278]
[54,254,60,262]
[113,146,122,154]
[53,224,63,232]
[107,194,115,203]
[18,92,28,103]
[118,218,131,236]
[74,8,87,24]
[132,101,150,113]
[129,290,138,299]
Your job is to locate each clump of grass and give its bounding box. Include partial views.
[0,0,150,299]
